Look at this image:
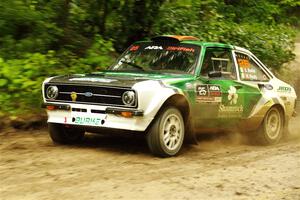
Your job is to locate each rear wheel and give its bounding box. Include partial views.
[49,123,85,144]
[146,107,185,157]
[252,106,284,145]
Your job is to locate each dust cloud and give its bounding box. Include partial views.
[196,131,246,151]
[287,102,300,140]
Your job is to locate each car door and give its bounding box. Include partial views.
[194,47,245,129]
[233,51,269,126]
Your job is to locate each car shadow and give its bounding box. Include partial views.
[69,131,241,156]
[74,132,150,155]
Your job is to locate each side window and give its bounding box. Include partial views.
[235,52,269,81]
[200,48,236,79]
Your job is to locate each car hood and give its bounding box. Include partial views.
[47,71,194,88]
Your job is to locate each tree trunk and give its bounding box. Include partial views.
[124,0,165,48]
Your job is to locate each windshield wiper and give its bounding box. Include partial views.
[121,61,145,71]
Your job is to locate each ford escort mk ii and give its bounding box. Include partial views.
[42,35,297,157]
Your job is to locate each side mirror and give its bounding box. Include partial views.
[208,71,222,78]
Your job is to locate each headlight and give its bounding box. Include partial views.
[122,91,136,106]
[46,86,59,99]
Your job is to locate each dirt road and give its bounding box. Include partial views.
[1,41,300,200]
[0,110,300,200]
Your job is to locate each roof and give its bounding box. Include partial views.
[233,46,253,55]
[147,35,252,53]
[151,35,199,42]
[150,35,233,48]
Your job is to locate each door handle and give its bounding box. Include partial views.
[258,83,273,90]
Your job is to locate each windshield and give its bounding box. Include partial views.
[109,42,200,74]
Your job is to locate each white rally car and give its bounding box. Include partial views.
[42,35,297,157]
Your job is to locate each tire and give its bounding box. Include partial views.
[146,107,185,157]
[48,123,85,144]
[252,106,284,145]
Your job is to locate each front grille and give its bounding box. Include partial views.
[44,84,137,108]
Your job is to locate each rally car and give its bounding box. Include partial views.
[42,35,297,157]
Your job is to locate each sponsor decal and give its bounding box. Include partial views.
[166,46,195,52]
[197,96,220,102]
[145,46,163,50]
[237,58,250,68]
[277,86,291,93]
[69,77,117,83]
[73,117,102,126]
[219,104,243,112]
[217,85,243,117]
[218,104,244,117]
[240,67,258,80]
[70,92,77,102]
[208,85,222,96]
[130,45,140,51]
[227,86,238,105]
[236,54,259,80]
[197,85,208,96]
[196,84,222,103]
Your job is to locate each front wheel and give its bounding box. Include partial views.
[252,106,284,145]
[49,123,85,144]
[146,107,185,157]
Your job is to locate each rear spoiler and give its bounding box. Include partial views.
[151,35,199,43]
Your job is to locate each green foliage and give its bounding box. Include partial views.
[79,35,115,69]
[225,24,295,69]
[152,0,296,68]
[0,52,59,116]
[0,36,115,116]
[0,0,62,58]
[0,0,299,117]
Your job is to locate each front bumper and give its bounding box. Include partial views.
[42,103,150,132]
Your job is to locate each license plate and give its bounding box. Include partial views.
[73,116,104,126]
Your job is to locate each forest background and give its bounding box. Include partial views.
[0,0,299,120]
